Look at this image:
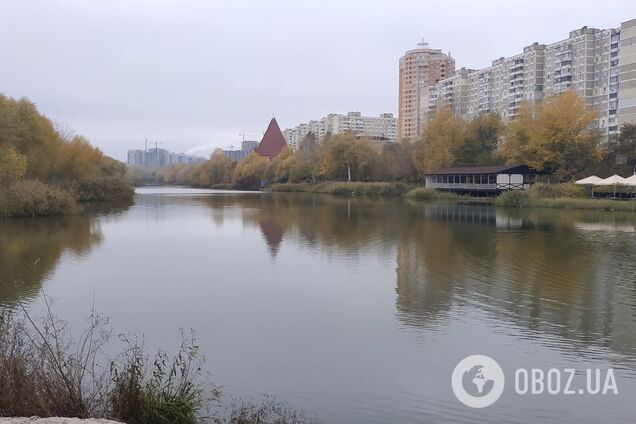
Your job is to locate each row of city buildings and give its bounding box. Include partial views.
[398,18,636,142]
[282,111,397,150]
[127,147,206,169]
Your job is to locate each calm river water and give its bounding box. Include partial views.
[1,187,636,423]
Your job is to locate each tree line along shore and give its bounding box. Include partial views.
[3,91,636,218]
[136,91,636,212]
[0,95,134,218]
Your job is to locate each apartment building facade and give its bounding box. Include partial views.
[398,42,455,141]
[422,67,474,123]
[414,20,636,140]
[423,42,546,125]
[283,112,397,149]
[619,18,636,128]
[544,26,620,136]
[127,148,206,169]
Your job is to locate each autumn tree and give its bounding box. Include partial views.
[499,102,536,166]
[0,145,27,185]
[453,114,502,166]
[0,93,132,204]
[377,141,416,181]
[413,105,465,178]
[500,91,602,181]
[606,123,636,174]
[289,132,321,183]
[0,95,63,179]
[264,147,293,183]
[318,133,379,181]
[198,150,235,186]
[233,152,269,189]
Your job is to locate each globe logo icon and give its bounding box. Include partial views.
[462,365,495,397]
[452,355,505,408]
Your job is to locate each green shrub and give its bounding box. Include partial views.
[495,190,531,207]
[0,180,78,217]
[528,183,586,199]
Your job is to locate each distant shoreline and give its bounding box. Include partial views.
[265,182,636,212]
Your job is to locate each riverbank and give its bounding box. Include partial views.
[0,179,134,218]
[267,182,636,212]
[268,181,413,196]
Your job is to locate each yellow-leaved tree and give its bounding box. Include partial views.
[0,145,27,185]
[500,91,602,181]
[413,105,465,179]
[233,152,270,189]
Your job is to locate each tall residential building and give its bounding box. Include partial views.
[398,41,455,141]
[422,67,474,123]
[283,112,397,149]
[619,18,636,128]
[544,26,620,136]
[416,21,636,140]
[424,42,545,124]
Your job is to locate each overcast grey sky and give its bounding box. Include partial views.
[2,0,636,160]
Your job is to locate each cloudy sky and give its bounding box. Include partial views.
[2,0,636,160]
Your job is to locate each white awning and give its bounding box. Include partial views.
[595,175,629,186]
[575,175,603,185]
[624,174,636,186]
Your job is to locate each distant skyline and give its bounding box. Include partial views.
[2,0,636,161]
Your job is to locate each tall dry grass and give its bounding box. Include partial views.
[0,299,320,424]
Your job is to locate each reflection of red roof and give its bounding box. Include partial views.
[259,217,283,258]
[255,118,287,158]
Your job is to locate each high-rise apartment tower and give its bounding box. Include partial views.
[398,41,455,141]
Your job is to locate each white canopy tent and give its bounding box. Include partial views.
[624,174,636,186]
[575,175,603,185]
[595,175,629,186]
[594,175,631,199]
[575,174,636,199]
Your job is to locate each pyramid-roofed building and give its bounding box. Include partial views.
[255,118,287,159]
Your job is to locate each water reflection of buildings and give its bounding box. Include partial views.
[187,194,636,362]
[396,204,636,361]
[423,204,523,230]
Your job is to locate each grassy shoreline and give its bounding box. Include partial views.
[0,179,134,218]
[266,182,636,212]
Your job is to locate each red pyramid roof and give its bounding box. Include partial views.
[255,118,287,158]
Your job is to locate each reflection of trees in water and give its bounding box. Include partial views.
[0,200,132,307]
[184,193,636,360]
[196,194,636,360]
[396,205,636,360]
[198,193,419,259]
